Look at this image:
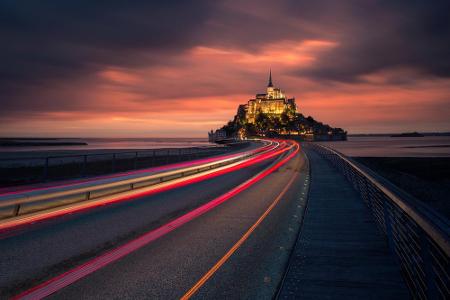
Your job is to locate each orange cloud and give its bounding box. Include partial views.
[99,68,143,85]
[190,39,337,67]
[1,39,449,137]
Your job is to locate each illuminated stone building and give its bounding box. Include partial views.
[245,70,296,123]
[209,70,346,142]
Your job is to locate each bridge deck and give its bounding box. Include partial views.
[278,148,409,299]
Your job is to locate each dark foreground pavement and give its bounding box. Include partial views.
[277,148,409,299]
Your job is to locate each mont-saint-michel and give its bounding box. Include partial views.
[1,2,448,299]
[209,71,347,143]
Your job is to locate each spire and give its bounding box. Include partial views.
[267,69,273,87]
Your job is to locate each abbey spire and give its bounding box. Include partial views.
[267,69,273,87]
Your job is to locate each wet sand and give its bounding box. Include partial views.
[354,157,450,219]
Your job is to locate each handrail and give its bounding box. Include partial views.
[313,143,449,254]
[0,144,232,186]
[307,142,449,299]
[0,141,276,219]
[0,145,224,162]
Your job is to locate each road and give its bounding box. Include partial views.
[1,141,308,299]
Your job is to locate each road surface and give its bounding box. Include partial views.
[1,141,308,299]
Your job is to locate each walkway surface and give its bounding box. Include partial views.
[278,148,409,299]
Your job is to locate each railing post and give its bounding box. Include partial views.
[351,168,358,190]
[361,177,371,208]
[382,198,394,252]
[420,231,437,299]
[134,152,138,169]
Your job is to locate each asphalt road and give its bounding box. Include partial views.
[1,145,308,299]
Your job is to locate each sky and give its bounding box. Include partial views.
[1,0,449,137]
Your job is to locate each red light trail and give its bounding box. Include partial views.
[0,141,275,197]
[13,141,299,300]
[0,141,287,234]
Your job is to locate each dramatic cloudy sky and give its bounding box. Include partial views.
[1,0,449,137]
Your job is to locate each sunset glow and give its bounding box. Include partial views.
[1,1,449,137]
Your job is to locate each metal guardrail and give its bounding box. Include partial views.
[307,143,449,299]
[0,149,257,221]
[0,146,227,185]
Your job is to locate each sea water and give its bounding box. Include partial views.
[321,136,450,157]
[0,137,212,152]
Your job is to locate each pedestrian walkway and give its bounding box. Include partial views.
[278,149,409,299]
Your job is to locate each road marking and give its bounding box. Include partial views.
[180,170,298,299]
[13,142,299,300]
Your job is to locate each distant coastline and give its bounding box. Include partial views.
[0,137,212,152]
[390,132,424,138]
[349,132,450,137]
[0,138,87,147]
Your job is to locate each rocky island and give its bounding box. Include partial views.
[209,71,347,143]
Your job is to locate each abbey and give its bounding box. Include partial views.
[209,70,346,143]
[243,70,296,124]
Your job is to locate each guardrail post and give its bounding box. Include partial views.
[134,152,138,169]
[420,230,437,299]
[13,204,21,216]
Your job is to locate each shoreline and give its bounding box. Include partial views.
[0,142,88,147]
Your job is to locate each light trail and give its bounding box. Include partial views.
[0,140,287,233]
[12,141,299,300]
[181,161,299,299]
[0,141,275,197]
